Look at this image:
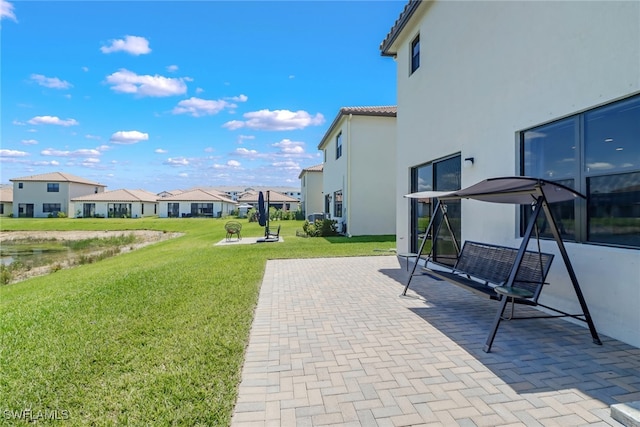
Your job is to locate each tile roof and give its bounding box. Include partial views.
[237,190,299,203]
[380,0,422,57]
[159,189,236,203]
[0,187,13,203]
[317,106,397,150]
[9,171,105,186]
[298,164,323,179]
[71,189,158,202]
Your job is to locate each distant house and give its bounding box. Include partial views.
[72,189,158,218]
[157,189,237,218]
[237,190,300,212]
[380,0,640,348]
[0,186,13,217]
[157,189,184,198]
[10,172,105,218]
[211,186,302,202]
[298,164,324,219]
[317,106,397,236]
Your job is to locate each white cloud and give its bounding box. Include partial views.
[155,148,168,154]
[166,65,178,72]
[172,97,231,117]
[271,160,300,171]
[85,134,102,140]
[1,0,17,22]
[227,94,248,102]
[30,74,72,89]
[21,139,38,145]
[223,109,325,131]
[164,157,189,166]
[0,149,29,157]
[101,35,151,55]
[227,160,241,167]
[234,147,260,159]
[33,160,60,166]
[587,162,615,170]
[213,160,242,169]
[204,147,214,153]
[110,130,149,144]
[272,138,305,155]
[27,115,79,126]
[178,172,188,178]
[41,148,100,157]
[105,69,188,97]
[237,135,255,144]
[96,145,110,152]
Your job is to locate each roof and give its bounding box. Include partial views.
[317,106,397,150]
[380,0,423,57]
[0,186,13,203]
[9,171,105,187]
[237,190,299,204]
[71,189,158,203]
[159,189,236,203]
[298,164,323,179]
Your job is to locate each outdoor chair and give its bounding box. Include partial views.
[224,221,242,241]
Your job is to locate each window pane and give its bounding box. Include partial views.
[587,171,640,247]
[523,118,577,180]
[585,97,640,173]
[434,156,461,265]
[411,164,432,252]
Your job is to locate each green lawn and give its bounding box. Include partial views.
[0,218,396,426]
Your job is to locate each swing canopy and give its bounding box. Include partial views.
[404,176,585,204]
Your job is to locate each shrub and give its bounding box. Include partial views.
[302,219,338,237]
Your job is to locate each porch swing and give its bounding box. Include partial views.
[402,176,602,353]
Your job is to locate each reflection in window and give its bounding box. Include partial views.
[334,190,343,217]
[411,34,420,74]
[588,172,640,247]
[521,94,640,248]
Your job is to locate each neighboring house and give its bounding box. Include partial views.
[237,190,299,212]
[380,0,640,347]
[157,189,184,198]
[157,189,236,218]
[298,164,324,219]
[212,186,302,201]
[10,172,105,218]
[71,189,159,218]
[0,186,13,217]
[317,106,397,236]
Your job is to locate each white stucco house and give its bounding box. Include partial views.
[0,186,13,217]
[157,189,237,218]
[298,164,324,219]
[380,0,640,347]
[72,189,158,218]
[237,190,299,212]
[317,106,397,236]
[10,172,106,218]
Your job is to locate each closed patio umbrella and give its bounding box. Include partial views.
[258,191,266,227]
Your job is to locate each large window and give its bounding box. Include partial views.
[191,203,213,217]
[168,203,179,218]
[47,183,59,192]
[109,203,131,218]
[410,34,420,74]
[336,132,343,159]
[411,154,461,265]
[521,94,640,248]
[333,190,343,217]
[43,203,61,213]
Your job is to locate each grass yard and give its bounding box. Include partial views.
[0,218,395,426]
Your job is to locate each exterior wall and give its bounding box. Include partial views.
[0,202,12,217]
[393,1,640,347]
[12,181,102,218]
[349,115,396,236]
[301,172,324,218]
[74,201,158,218]
[157,201,234,218]
[322,115,396,235]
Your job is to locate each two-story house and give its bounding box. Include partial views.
[10,172,105,218]
[380,0,639,348]
[298,164,324,219]
[318,106,397,236]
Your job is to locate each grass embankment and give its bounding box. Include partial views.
[0,218,395,425]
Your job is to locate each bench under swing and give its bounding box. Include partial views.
[402,176,602,353]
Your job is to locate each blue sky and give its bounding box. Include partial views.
[0,0,403,193]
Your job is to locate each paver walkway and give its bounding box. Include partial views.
[231,256,640,426]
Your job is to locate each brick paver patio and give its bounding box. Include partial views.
[231,256,640,426]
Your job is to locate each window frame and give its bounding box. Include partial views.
[410,34,420,74]
[336,132,343,160]
[333,190,343,218]
[47,183,60,192]
[519,94,640,249]
[43,203,61,213]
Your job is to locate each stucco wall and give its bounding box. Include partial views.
[301,172,324,217]
[392,1,640,346]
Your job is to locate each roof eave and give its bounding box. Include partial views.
[380,0,423,57]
